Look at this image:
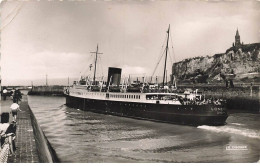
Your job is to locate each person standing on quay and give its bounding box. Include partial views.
[13,88,22,104]
[10,101,22,122]
[3,88,8,100]
[10,88,15,99]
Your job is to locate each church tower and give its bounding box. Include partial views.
[235,28,241,47]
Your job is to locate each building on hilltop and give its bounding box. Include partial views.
[233,28,243,48]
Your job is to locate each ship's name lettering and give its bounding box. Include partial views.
[211,108,223,111]
[76,92,83,95]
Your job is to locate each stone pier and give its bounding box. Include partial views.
[0,95,40,163]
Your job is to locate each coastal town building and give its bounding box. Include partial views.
[233,28,243,48]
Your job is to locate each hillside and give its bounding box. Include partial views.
[172,43,260,84]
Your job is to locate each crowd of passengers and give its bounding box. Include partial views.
[146,95,224,106]
[180,97,224,105]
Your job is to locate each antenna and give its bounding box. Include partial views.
[163,24,170,87]
[166,70,167,84]
[90,44,103,85]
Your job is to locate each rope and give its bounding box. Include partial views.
[170,30,177,63]
[168,48,173,67]
[79,54,94,80]
[1,2,24,31]
[151,48,166,77]
[2,3,20,21]
[151,33,168,77]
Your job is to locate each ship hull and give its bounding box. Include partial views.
[65,95,228,126]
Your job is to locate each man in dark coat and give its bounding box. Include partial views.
[13,89,22,104]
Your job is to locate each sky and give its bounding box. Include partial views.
[1,0,260,86]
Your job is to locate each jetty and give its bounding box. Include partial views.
[28,85,64,96]
[0,96,39,162]
[0,94,58,163]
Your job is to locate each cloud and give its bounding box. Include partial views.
[1,0,259,86]
[2,51,87,81]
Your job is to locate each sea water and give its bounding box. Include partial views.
[27,95,260,162]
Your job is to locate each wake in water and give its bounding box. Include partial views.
[198,125,260,139]
[230,123,245,126]
[28,96,260,162]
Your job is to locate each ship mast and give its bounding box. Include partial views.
[163,25,170,87]
[90,44,103,85]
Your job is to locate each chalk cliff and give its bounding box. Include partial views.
[172,43,260,83]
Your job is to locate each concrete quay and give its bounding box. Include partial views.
[0,96,40,163]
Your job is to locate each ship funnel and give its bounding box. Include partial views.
[106,67,122,87]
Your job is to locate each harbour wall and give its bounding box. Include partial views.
[28,86,64,96]
[28,105,60,162]
[178,85,260,112]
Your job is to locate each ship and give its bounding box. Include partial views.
[65,25,228,126]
